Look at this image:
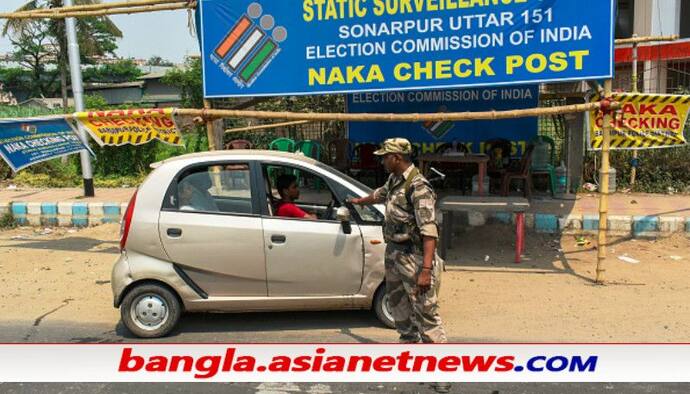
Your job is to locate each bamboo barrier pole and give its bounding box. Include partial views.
[630,35,639,188]
[4,3,193,19]
[38,100,618,125]
[596,80,614,284]
[614,34,679,45]
[176,101,615,123]
[0,0,193,18]
[225,120,312,134]
[203,100,217,151]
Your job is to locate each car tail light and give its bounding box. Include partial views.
[120,190,138,252]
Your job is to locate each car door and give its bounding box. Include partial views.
[158,161,267,297]
[260,162,365,297]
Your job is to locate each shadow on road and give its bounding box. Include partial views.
[115,310,391,341]
[3,237,119,254]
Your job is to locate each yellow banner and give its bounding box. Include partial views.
[589,93,690,150]
[75,108,183,147]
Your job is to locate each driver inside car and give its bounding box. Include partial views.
[275,174,317,219]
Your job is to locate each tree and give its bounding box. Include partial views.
[162,57,203,108]
[146,56,174,67]
[82,59,143,83]
[2,0,122,106]
[5,19,58,97]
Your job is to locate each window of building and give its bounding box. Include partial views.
[616,0,635,39]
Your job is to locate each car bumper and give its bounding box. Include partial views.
[111,252,133,308]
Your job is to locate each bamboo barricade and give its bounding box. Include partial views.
[596,80,614,284]
[203,99,217,151]
[175,101,614,123]
[225,120,313,134]
[0,0,195,19]
[614,34,679,45]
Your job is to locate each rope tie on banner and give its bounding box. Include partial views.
[186,1,197,37]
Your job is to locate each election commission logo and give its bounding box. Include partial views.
[422,105,454,140]
[20,124,38,134]
[211,2,287,88]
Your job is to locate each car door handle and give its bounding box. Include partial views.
[271,234,286,244]
[167,228,183,237]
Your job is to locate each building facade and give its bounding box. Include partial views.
[615,0,690,94]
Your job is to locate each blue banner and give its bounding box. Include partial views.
[347,85,539,155]
[200,0,615,98]
[0,118,91,172]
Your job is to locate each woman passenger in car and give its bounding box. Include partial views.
[178,172,218,212]
[275,174,317,219]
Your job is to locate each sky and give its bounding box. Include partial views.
[0,0,200,64]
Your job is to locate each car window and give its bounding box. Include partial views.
[328,180,384,224]
[173,164,253,215]
[263,164,339,221]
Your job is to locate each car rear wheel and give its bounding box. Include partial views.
[373,284,395,329]
[120,283,181,338]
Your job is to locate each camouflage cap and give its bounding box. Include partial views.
[374,138,413,156]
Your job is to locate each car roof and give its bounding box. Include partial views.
[150,150,319,169]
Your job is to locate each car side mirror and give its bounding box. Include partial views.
[336,206,352,234]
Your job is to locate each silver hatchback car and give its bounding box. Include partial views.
[112,150,394,338]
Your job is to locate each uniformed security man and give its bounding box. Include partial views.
[350,138,448,345]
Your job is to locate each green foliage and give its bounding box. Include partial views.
[12,158,80,187]
[83,93,109,110]
[162,57,203,108]
[5,19,60,97]
[82,60,143,83]
[0,67,32,93]
[2,0,123,98]
[255,95,345,114]
[147,56,174,67]
[0,211,16,229]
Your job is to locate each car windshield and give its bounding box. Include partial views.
[315,162,375,195]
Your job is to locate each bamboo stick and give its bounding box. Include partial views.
[42,100,619,125]
[0,0,190,16]
[175,101,617,122]
[630,36,639,188]
[615,34,679,45]
[2,3,193,19]
[225,120,312,134]
[596,80,613,284]
[203,99,217,151]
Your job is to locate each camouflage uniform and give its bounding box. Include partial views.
[373,142,447,344]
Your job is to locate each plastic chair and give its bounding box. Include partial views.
[530,135,557,196]
[296,140,326,190]
[501,144,535,199]
[268,137,296,152]
[296,140,324,161]
[225,139,253,150]
[268,138,297,184]
[485,138,513,194]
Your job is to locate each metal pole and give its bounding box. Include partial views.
[596,80,613,284]
[64,0,94,197]
[630,34,639,188]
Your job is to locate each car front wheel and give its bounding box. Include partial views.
[373,284,395,329]
[120,283,181,338]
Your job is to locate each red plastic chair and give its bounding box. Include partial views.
[225,139,253,150]
[501,144,535,199]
